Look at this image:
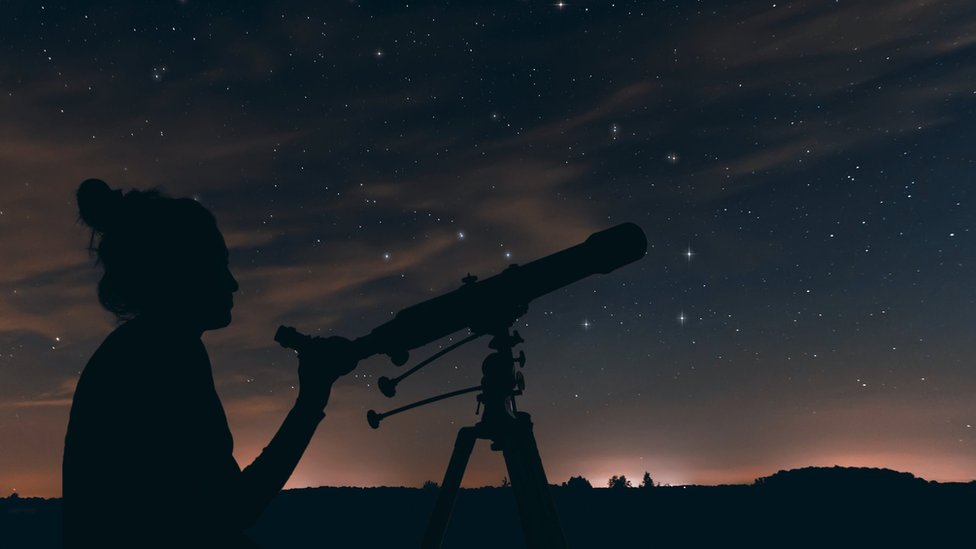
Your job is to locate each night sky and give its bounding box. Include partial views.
[2,1,975,498]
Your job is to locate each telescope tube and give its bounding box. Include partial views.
[348,222,647,362]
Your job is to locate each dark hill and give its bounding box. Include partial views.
[755,465,930,490]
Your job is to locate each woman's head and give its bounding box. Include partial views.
[77,179,238,331]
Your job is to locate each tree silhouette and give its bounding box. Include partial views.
[422,480,439,491]
[608,475,632,489]
[640,471,654,489]
[563,475,593,489]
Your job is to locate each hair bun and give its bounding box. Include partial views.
[77,178,123,233]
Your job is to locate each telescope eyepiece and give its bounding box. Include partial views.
[274,325,308,351]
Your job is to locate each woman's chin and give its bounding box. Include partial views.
[202,309,233,331]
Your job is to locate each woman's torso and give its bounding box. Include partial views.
[62,318,244,548]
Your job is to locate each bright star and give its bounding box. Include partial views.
[151,65,168,82]
[678,312,686,326]
[684,247,694,262]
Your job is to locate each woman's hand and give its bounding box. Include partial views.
[295,336,358,411]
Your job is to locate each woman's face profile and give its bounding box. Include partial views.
[158,222,239,332]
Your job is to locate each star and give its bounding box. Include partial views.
[678,311,686,326]
[151,65,168,82]
[382,252,392,262]
[684,246,694,262]
[457,230,466,240]
[581,319,591,330]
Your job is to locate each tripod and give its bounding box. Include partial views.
[420,328,567,549]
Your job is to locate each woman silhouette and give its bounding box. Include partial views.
[63,179,356,548]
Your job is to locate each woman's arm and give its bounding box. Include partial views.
[230,399,328,527]
[226,335,357,528]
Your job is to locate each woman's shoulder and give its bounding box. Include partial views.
[88,319,156,366]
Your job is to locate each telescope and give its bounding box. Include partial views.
[275,222,647,368]
[275,222,646,549]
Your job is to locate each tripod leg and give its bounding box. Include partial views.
[421,426,478,549]
[501,413,567,549]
